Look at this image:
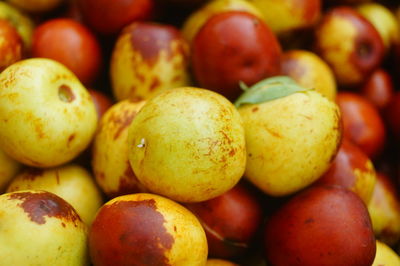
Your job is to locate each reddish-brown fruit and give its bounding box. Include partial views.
[32,18,102,86]
[191,11,282,101]
[87,89,113,119]
[360,68,394,111]
[0,18,22,71]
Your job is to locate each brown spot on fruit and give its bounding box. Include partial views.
[111,110,137,140]
[90,199,174,265]
[251,107,259,112]
[8,191,81,225]
[149,78,160,92]
[23,168,44,181]
[58,84,75,103]
[67,134,75,145]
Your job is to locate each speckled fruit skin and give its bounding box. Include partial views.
[110,22,190,101]
[0,58,98,168]
[89,193,208,266]
[6,164,104,225]
[92,100,148,199]
[128,87,246,203]
[264,185,376,266]
[315,138,377,205]
[238,90,342,196]
[0,190,89,265]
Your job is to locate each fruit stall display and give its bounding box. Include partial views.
[0,0,400,265]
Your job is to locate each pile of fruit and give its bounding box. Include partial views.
[0,0,400,265]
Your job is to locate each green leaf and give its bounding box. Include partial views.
[234,76,312,108]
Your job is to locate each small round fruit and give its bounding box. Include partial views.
[128,87,246,202]
[92,100,147,198]
[89,193,208,266]
[191,11,282,101]
[373,240,400,266]
[88,88,113,119]
[0,58,98,167]
[0,190,88,265]
[6,164,104,225]
[0,147,21,193]
[32,18,102,85]
[0,18,22,71]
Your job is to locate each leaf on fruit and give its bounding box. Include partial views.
[234,76,311,108]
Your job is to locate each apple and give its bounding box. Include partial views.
[236,76,342,196]
[185,182,263,258]
[0,58,98,168]
[314,6,385,87]
[92,99,148,199]
[247,0,321,36]
[280,49,337,101]
[5,0,64,13]
[360,68,394,112]
[314,137,377,204]
[78,0,154,35]
[128,87,246,203]
[181,0,264,44]
[0,190,88,265]
[32,18,102,86]
[336,91,386,159]
[0,1,34,55]
[264,185,376,265]
[191,11,282,101]
[0,147,21,193]
[87,88,113,119]
[372,240,400,266]
[110,22,191,101]
[6,163,104,225]
[0,18,22,71]
[367,172,400,246]
[89,193,208,266]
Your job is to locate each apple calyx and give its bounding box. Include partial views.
[234,76,311,108]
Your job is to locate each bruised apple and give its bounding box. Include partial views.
[6,164,104,225]
[0,190,88,265]
[92,100,148,198]
[0,58,98,168]
[191,11,282,101]
[89,193,208,266]
[110,22,190,101]
[236,77,342,196]
[264,185,376,266]
[128,87,246,202]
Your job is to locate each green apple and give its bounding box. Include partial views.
[0,58,98,168]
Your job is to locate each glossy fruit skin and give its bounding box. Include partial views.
[191,11,282,101]
[264,185,376,266]
[78,0,154,35]
[32,18,102,86]
[0,18,22,72]
[185,182,263,258]
[315,138,376,204]
[336,92,386,159]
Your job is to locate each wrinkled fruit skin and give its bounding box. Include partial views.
[264,185,376,266]
[89,193,208,266]
[191,11,282,101]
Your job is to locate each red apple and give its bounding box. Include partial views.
[191,10,282,101]
[315,137,376,204]
[32,18,102,86]
[336,91,386,159]
[78,0,154,35]
[264,185,376,266]
[0,18,22,71]
[314,6,385,87]
[185,182,263,259]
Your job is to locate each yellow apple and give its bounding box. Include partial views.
[0,147,21,193]
[372,240,400,266]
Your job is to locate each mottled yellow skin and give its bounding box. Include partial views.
[368,176,400,246]
[107,193,208,265]
[0,2,34,54]
[128,87,246,202]
[372,240,400,266]
[6,164,104,225]
[239,90,341,196]
[246,0,319,35]
[181,0,263,44]
[357,3,399,51]
[0,147,20,193]
[92,100,148,197]
[315,17,363,86]
[110,29,190,101]
[0,190,89,265]
[206,258,239,266]
[352,160,376,205]
[6,0,63,13]
[281,50,337,101]
[0,58,98,168]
